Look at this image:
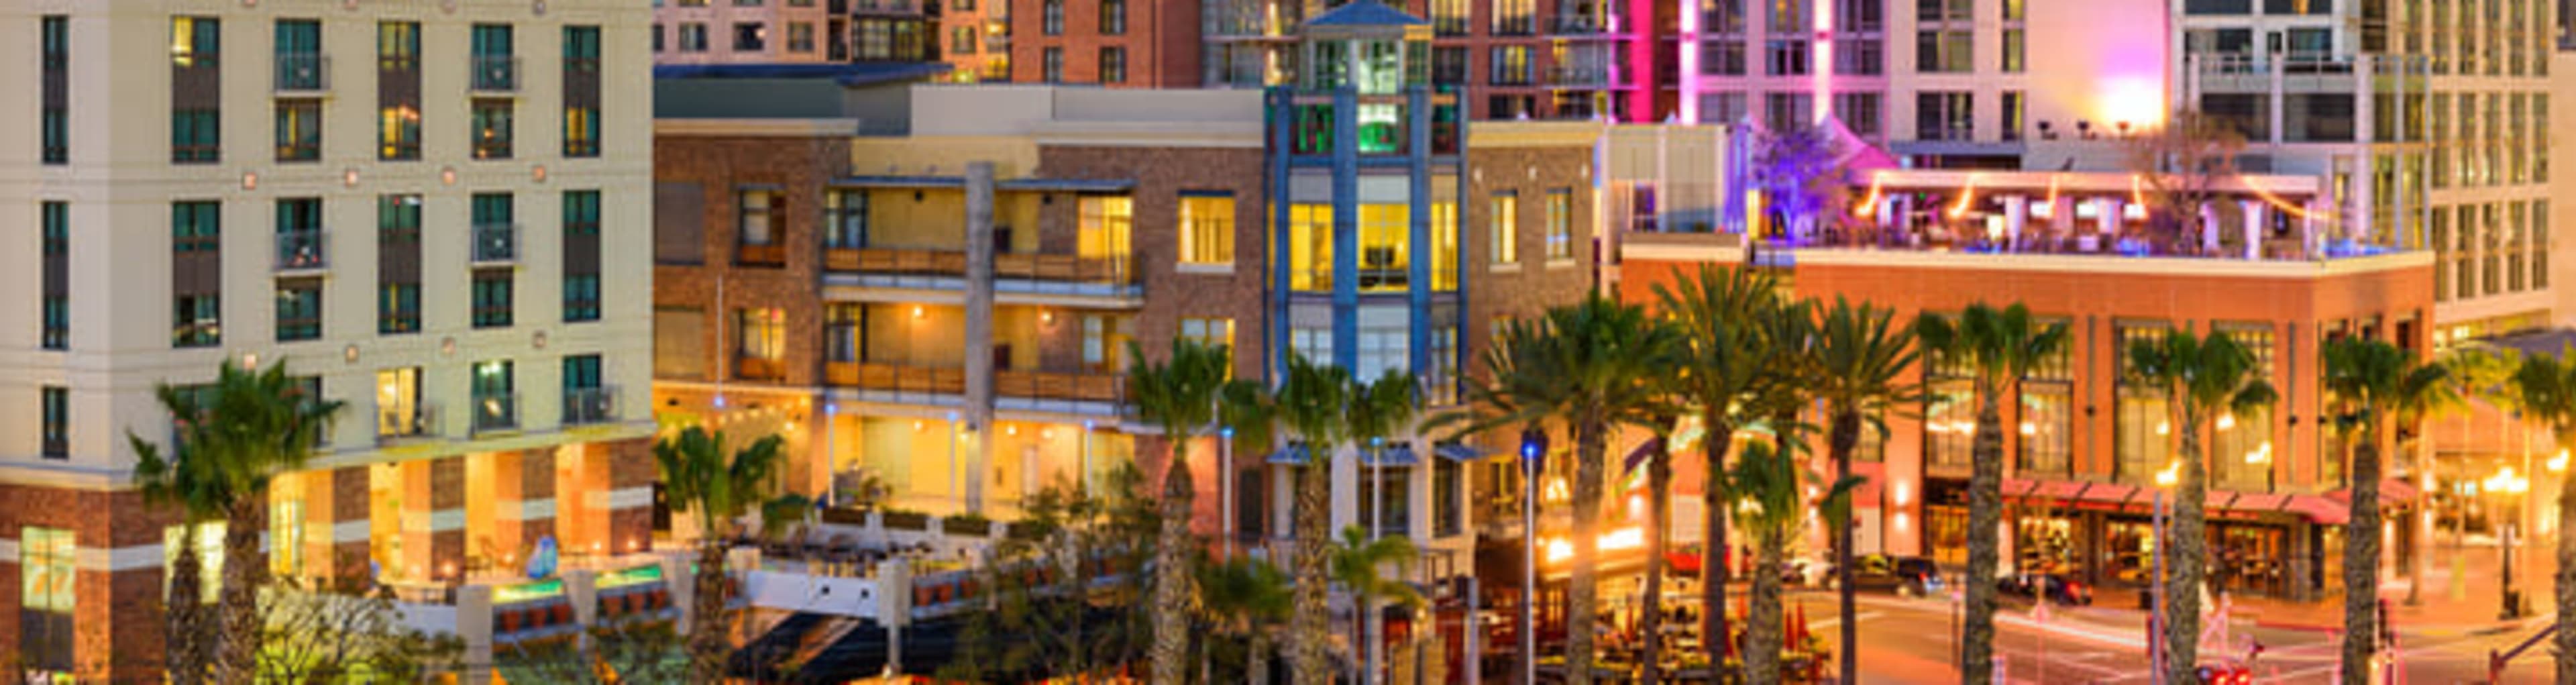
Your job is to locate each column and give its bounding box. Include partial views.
[404,458,466,582]
[2050,195,2074,235]
[2004,195,2028,250]
[606,437,658,556]
[2200,202,2221,253]
[963,162,996,513]
[493,450,558,570]
[2241,200,2267,260]
[310,466,372,584]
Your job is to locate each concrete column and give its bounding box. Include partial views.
[2004,195,2028,250]
[2098,199,2122,237]
[606,437,657,556]
[2242,200,2267,260]
[2051,195,2075,235]
[313,466,371,584]
[2200,202,2221,253]
[430,458,467,582]
[963,163,996,513]
[457,584,495,684]
[494,450,558,570]
[2302,201,2323,256]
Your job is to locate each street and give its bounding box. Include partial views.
[1760,590,2561,684]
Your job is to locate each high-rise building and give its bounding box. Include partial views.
[651,0,941,64]
[0,2,657,679]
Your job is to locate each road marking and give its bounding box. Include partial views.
[1806,611,1880,629]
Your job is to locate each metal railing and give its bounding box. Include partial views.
[1545,64,1617,87]
[274,53,329,91]
[995,369,1126,403]
[274,230,327,272]
[378,403,437,442]
[828,362,965,396]
[563,386,617,426]
[1548,14,1621,35]
[472,223,518,264]
[471,392,519,434]
[824,247,1136,284]
[471,56,519,91]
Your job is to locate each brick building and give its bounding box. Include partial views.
[651,0,940,65]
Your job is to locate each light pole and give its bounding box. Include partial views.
[1519,429,1547,685]
[2484,466,2530,620]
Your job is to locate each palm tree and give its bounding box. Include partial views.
[1343,369,1419,684]
[1806,297,1922,681]
[2505,351,2576,682]
[1199,556,1293,685]
[1913,303,2065,684]
[1128,338,1233,685]
[1652,264,1793,672]
[1271,354,1354,685]
[1727,441,1860,685]
[129,360,344,685]
[1454,294,1676,685]
[1328,525,1424,684]
[2319,337,2451,684]
[1634,411,1680,685]
[2125,329,2277,684]
[651,426,810,684]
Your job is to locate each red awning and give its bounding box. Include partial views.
[2286,496,2348,525]
[2327,478,2422,507]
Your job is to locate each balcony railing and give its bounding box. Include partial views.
[472,223,519,264]
[472,393,519,434]
[563,386,617,426]
[274,230,327,272]
[849,0,918,13]
[274,53,329,92]
[824,247,1136,284]
[1545,64,1617,87]
[378,403,439,443]
[736,242,787,267]
[828,362,965,396]
[471,56,520,92]
[995,370,1126,403]
[734,356,786,382]
[1547,14,1622,36]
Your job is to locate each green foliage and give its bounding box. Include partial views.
[1724,441,1860,566]
[2123,329,2280,421]
[942,464,1163,682]
[494,618,690,684]
[254,578,462,684]
[1328,526,1422,612]
[132,360,346,524]
[651,427,812,540]
[2322,337,2457,437]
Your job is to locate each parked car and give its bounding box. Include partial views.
[2194,660,2251,684]
[1995,572,2093,607]
[1823,554,1945,597]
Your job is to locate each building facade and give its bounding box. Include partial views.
[0,1,658,679]
[651,0,939,64]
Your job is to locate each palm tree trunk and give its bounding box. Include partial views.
[2339,438,2382,684]
[691,539,732,684]
[1701,413,1736,676]
[1291,456,1334,685]
[1565,418,1609,685]
[1743,535,1785,685]
[1152,443,1197,685]
[215,498,266,684]
[1827,410,1862,684]
[166,524,209,685]
[2163,411,2209,685]
[1962,395,2005,684]
[2554,460,2576,684]
[1641,437,1672,685]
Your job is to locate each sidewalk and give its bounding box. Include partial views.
[2081,544,2552,639]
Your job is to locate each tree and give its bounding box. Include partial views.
[1634,412,1680,685]
[129,360,345,685]
[943,465,1163,682]
[1328,525,1424,685]
[1127,338,1233,685]
[1914,303,2064,684]
[2125,110,2249,256]
[1727,441,1860,685]
[1198,556,1293,685]
[494,619,688,684]
[255,576,464,684]
[2125,330,2277,684]
[1271,354,1355,685]
[2505,350,2576,682]
[1452,294,1676,685]
[649,427,810,683]
[1808,297,1922,682]
[1750,125,1856,242]
[1343,368,1419,684]
[1652,264,1796,674]
[2318,337,2451,684]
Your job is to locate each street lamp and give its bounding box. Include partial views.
[2150,460,2180,685]
[2483,466,2530,620]
[1519,428,1548,685]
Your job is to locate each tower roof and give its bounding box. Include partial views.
[1302,1,1427,28]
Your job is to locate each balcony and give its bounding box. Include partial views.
[995,369,1126,405]
[472,223,519,264]
[849,0,918,13]
[274,230,327,273]
[1544,64,1619,89]
[737,242,788,268]
[735,356,787,382]
[824,247,1140,300]
[1546,14,1625,37]
[563,386,618,426]
[471,393,519,435]
[378,403,439,443]
[470,56,519,93]
[828,362,965,400]
[274,53,329,92]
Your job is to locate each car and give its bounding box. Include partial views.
[2194,660,2251,684]
[1823,554,1945,597]
[1995,572,2093,607]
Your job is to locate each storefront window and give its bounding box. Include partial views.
[2212,323,2275,492]
[2116,321,2174,484]
[1922,326,1974,470]
[2018,319,2074,474]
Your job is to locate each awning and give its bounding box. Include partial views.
[1435,443,1496,462]
[1621,437,1668,474]
[1267,444,1311,466]
[2285,496,2348,525]
[1362,445,1419,468]
[2328,478,2421,507]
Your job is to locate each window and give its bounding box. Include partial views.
[1100,0,1126,34]
[1921,331,1974,469]
[472,270,513,328]
[1043,48,1065,83]
[1917,28,1972,72]
[1432,0,1469,35]
[825,190,868,248]
[274,99,321,162]
[679,23,709,52]
[41,15,66,164]
[951,26,977,56]
[378,21,419,70]
[1432,201,1458,291]
[1289,325,1333,366]
[1179,193,1234,266]
[473,193,515,262]
[380,103,423,160]
[276,280,322,342]
[2115,322,2173,484]
[1180,317,1236,374]
[1083,314,1136,373]
[1766,38,1811,76]
[1544,190,1574,260]
[1765,93,1813,130]
[2018,321,2074,473]
[788,22,815,52]
[268,497,303,577]
[1357,205,1411,291]
[564,26,602,158]
[1836,93,1883,138]
[173,109,221,164]
[172,201,221,348]
[2001,91,2025,141]
[42,202,66,350]
[471,360,517,432]
[655,308,708,379]
[471,99,513,159]
[1491,46,1534,85]
[274,19,323,91]
[470,24,515,91]
[1078,196,1134,278]
[172,16,220,68]
[1100,47,1127,83]
[1357,466,1411,537]
[21,527,75,674]
[564,354,606,424]
[41,386,68,459]
[653,23,665,52]
[564,191,602,323]
[378,195,421,334]
[1917,91,1972,141]
[1289,204,1333,291]
[2211,323,2275,492]
[1839,37,1884,75]
[1043,0,1064,35]
[737,308,786,380]
[733,22,766,51]
[825,304,860,363]
[1493,0,1535,34]
[1491,194,1519,266]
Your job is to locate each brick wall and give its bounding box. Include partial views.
[653,134,852,389]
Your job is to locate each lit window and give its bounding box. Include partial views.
[1179,193,1234,267]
